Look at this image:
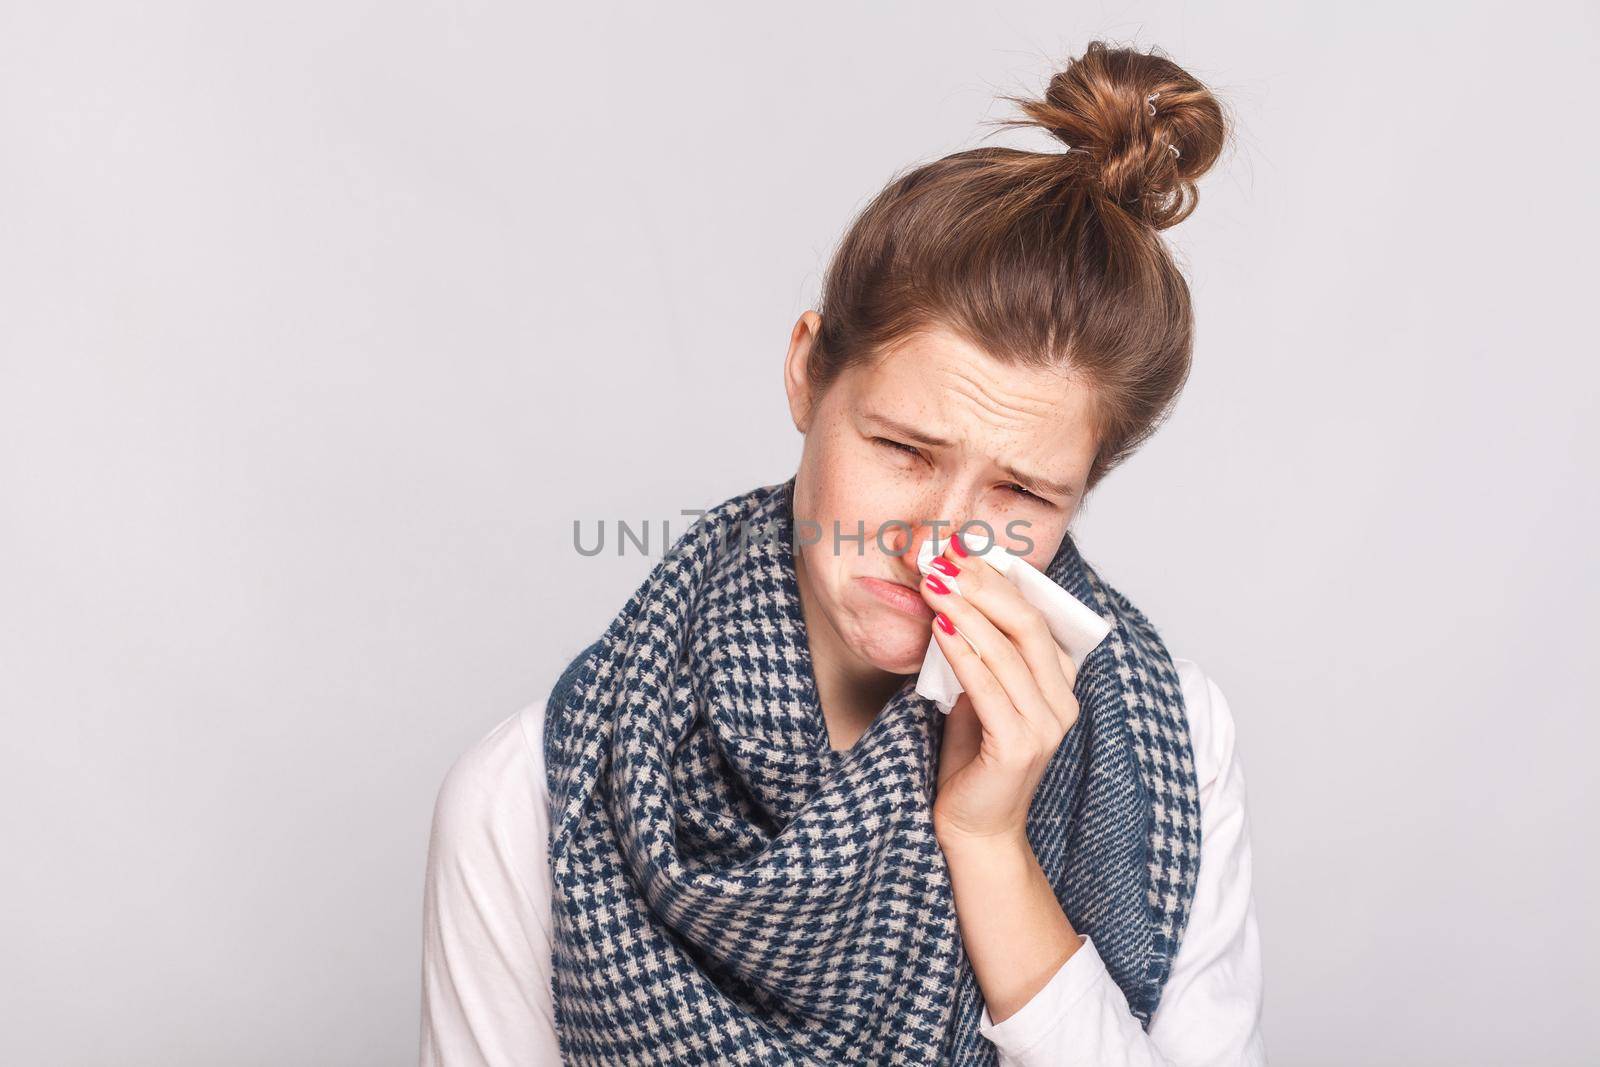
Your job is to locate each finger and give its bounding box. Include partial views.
[926,575,1059,749]
[942,531,1080,738]
[945,560,1079,739]
[930,611,1031,753]
[932,529,998,592]
[922,559,1065,745]
[937,692,982,790]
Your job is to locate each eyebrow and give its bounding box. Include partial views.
[861,411,1078,500]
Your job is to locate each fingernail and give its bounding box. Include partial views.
[931,557,960,576]
[934,611,955,634]
[950,533,968,558]
[924,574,950,595]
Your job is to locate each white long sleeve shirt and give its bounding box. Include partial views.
[419,657,1267,1065]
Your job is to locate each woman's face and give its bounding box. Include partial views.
[784,313,1100,677]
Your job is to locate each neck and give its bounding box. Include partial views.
[793,544,907,751]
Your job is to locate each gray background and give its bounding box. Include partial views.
[3,2,1596,1064]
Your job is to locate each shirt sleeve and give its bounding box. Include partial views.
[975,659,1268,1065]
[418,705,561,1067]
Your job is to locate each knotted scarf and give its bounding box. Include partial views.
[543,476,1200,1064]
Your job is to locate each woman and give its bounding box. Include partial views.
[420,41,1265,1066]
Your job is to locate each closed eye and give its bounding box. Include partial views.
[1010,478,1069,505]
[873,437,922,458]
[876,438,1051,503]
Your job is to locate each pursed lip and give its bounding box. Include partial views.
[856,574,934,619]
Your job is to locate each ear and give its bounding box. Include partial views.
[783,311,823,433]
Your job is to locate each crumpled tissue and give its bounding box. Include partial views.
[913,534,1113,714]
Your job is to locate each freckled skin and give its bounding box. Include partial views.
[781,312,1098,738]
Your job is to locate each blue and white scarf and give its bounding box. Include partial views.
[543,476,1200,1064]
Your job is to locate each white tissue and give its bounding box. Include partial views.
[913,534,1113,714]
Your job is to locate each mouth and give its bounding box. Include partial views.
[857,575,934,620]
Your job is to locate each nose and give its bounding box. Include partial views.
[900,523,944,566]
[893,483,981,568]
[902,523,959,571]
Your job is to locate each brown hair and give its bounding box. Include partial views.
[808,40,1232,495]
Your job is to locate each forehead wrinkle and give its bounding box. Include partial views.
[930,362,1072,433]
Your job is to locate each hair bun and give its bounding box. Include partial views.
[997,40,1229,230]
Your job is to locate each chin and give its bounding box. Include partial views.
[850,613,931,675]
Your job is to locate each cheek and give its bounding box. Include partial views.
[989,518,1068,566]
[818,482,927,569]
[816,434,897,502]
[807,445,911,540]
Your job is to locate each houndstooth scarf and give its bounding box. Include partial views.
[542,476,1201,1065]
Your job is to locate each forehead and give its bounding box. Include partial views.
[839,327,1099,456]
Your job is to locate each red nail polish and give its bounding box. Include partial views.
[934,611,955,634]
[931,557,960,577]
[950,532,968,558]
[924,574,950,595]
